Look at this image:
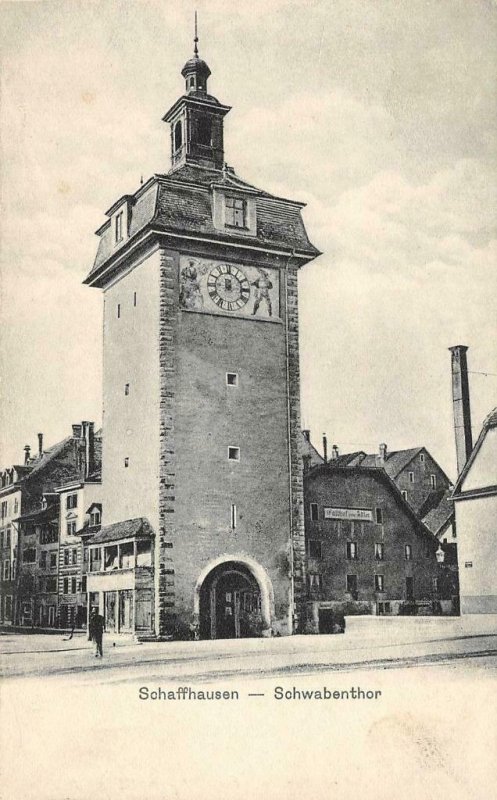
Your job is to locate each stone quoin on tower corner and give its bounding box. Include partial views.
[83,25,320,639]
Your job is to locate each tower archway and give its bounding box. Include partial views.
[194,555,274,639]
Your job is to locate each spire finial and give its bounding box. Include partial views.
[194,10,199,57]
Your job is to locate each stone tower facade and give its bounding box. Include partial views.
[84,38,319,639]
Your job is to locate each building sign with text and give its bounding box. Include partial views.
[324,507,373,522]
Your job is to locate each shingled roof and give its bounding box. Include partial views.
[86,164,320,286]
[87,517,154,545]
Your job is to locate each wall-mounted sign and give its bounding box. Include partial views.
[324,507,373,522]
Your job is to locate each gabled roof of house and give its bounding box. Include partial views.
[87,517,154,545]
[15,500,60,524]
[452,406,497,496]
[358,447,424,477]
[305,463,438,542]
[421,490,454,536]
[301,432,324,467]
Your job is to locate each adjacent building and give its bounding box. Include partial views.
[452,407,497,614]
[304,463,444,630]
[82,36,319,638]
[0,422,100,627]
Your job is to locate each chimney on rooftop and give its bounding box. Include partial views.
[72,424,82,438]
[85,422,95,479]
[322,434,328,463]
[37,433,43,457]
[302,429,310,442]
[24,445,31,465]
[331,444,339,460]
[378,443,387,464]
[449,345,473,476]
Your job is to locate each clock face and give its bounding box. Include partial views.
[207,264,251,312]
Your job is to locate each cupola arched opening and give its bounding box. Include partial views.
[197,116,212,146]
[174,120,183,152]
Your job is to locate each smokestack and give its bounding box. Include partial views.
[37,433,43,457]
[331,444,339,460]
[302,429,310,442]
[24,445,31,465]
[322,434,328,463]
[449,345,473,475]
[378,443,387,463]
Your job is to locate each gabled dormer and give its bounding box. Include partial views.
[162,34,231,171]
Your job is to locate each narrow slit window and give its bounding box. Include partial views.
[117,303,121,319]
[125,383,130,396]
[430,474,436,489]
[230,504,237,530]
[310,503,319,521]
[375,508,383,524]
[226,372,238,387]
[124,457,129,468]
[133,292,137,307]
[228,447,240,461]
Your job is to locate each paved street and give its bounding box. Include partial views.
[1,625,496,800]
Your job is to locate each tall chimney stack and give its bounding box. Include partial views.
[322,434,328,463]
[24,445,31,465]
[85,422,95,479]
[449,345,473,475]
[37,433,43,457]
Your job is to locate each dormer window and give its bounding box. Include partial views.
[225,196,246,228]
[90,510,101,527]
[115,211,124,243]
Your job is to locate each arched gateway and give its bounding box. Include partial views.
[194,556,274,639]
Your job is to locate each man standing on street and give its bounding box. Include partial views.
[89,609,105,658]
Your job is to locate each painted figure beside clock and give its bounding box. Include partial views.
[179,256,280,319]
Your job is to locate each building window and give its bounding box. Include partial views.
[308,540,322,559]
[133,291,137,307]
[406,576,414,600]
[11,559,16,579]
[401,490,408,501]
[81,575,87,592]
[23,548,36,563]
[375,508,383,524]
[230,504,237,530]
[375,574,385,592]
[67,494,78,510]
[46,577,56,593]
[308,573,322,590]
[124,457,129,468]
[125,383,130,395]
[136,539,152,567]
[225,196,246,228]
[420,453,425,463]
[3,560,10,580]
[72,548,78,565]
[374,543,384,561]
[90,510,101,527]
[64,550,70,566]
[4,595,13,621]
[430,474,436,489]
[5,528,11,548]
[346,541,358,560]
[63,578,69,594]
[409,471,414,483]
[40,551,47,568]
[1,501,7,520]
[310,503,319,522]
[115,211,124,243]
[50,552,57,568]
[405,544,413,561]
[346,574,358,599]
[228,447,240,461]
[90,548,102,572]
[226,372,238,387]
[66,521,77,536]
[71,577,77,594]
[104,545,119,571]
[117,303,121,319]
[432,577,439,593]
[14,498,19,514]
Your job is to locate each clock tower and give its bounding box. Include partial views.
[84,33,320,639]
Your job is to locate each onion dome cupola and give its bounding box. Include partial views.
[162,14,231,172]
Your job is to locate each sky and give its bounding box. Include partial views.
[0,0,496,480]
